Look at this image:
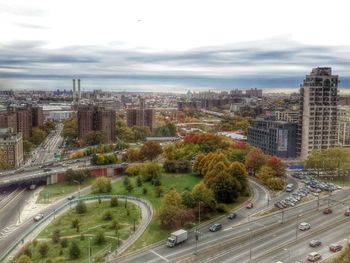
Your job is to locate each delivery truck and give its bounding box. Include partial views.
[166,229,188,247]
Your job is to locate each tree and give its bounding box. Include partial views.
[83,131,108,146]
[65,169,90,184]
[136,176,142,187]
[266,177,284,190]
[31,127,46,145]
[69,241,81,259]
[245,148,266,175]
[266,156,286,177]
[258,165,275,183]
[191,182,216,212]
[154,186,164,197]
[51,229,60,244]
[110,196,119,207]
[162,144,177,160]
[72,218,80,229]
[17,255,32,263]
[76,200,87,214]
[125,165,142,176]
[95,231,106,245]
[38,243,49,258]
[204,161,229,185]
[140,141,162,160]
[192,154,205,175]
[181,191,196,208]
[206,170,240,203]
[23,140,35,153]
[126,183,134,193]
[92,176,112,193]
[0,150,9,170]
[123,148,141,162]
[102,211,114,220]
[141,162,162,182]
[162,189,182,207]
[61,238,68,248]
[228,161,249,194]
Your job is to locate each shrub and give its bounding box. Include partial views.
[60,238,68,248]
[110,196,119,207]
[52,229,60,244]
[126,183,134,193]
[111,220,120,230]
[76,200,87,214]
[38,243,49,258]
[102,211,114,221]
[92,176,112,193]
[216,203,227,213]
[69,241,80,260]
[95,231,106,245]
[17,255,32,263]
[71,218,80,228]
[136,176,142,187]
[142,187,148,195]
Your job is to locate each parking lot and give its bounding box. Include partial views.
[274,170,342,209]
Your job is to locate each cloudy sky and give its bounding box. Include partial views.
[1,0,350,93]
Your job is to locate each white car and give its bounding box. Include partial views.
[33,214,44,222]
[298,222,311,231]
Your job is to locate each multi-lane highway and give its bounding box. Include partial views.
[112,187,350,263]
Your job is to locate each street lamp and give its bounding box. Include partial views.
[88,237,92,263]
[295,214,302,240]
[194,201,202,256]
[284,248,291,263]
[73,180,81,198]
[248,228,253,262]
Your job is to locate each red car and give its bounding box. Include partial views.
[344,210,350,216]
[246,202,254,209]
[329,244,343,252]
[323,207,332,214]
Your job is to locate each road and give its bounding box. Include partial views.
[114,187,350,263]
[112,180,271,263]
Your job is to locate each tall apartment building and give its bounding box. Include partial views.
[275,109,299,123]
[297,67,338,160]
[0,111,17,132]
[246,88,263,98]
[337,106,350,147]
[247,118,297,158]
[77,105,116,142]
[0,128,23,167]
[126,108,155,131]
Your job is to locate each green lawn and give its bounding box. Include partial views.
[37,179,93,204]
[18,200,140,263]
[89,173,250,252]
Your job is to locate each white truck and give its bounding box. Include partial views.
[166,229,188,247]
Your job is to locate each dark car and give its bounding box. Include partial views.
[309,239,322,247]
[323,207,332,214]
[67,195,76,200]
[209,223,222,232]
[344,210,350,216]
[227,213,237,220]
[329,243,343,252]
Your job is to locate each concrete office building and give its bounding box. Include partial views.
[0,128,23,167]
[247,118,297,158]
[297,67,338,160]
[337,106,350,147]
[77,105,116,142]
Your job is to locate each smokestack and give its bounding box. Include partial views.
[72,79,76,100]
[77,79,81,100]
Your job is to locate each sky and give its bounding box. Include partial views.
[1,0,350,93]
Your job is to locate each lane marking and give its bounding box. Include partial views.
[150,249,170,262]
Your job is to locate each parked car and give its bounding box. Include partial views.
[323,207,332,214]
[299,222,311,231]
[227,213,237,220]
[209,223,222,232]
[33,213,44,222]
[309,240,322,247]
[329,243,343,252]
[245,202,254,209]
[307,252,321,262]
[345,210,350,216]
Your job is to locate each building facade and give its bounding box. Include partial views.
[77,105,116,142]
[126,108,155,131]
[247,118,297,158]
[275,110,299,123]
[0,128,23,167]
[337,106,350,147]
[297,67,338,160]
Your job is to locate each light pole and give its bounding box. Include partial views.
[281,208,285,224]
[73,180,81,198]
[88,237,92,263]
[295,214,302,240]
[194,201,201,256]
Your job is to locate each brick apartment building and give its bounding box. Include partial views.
[0,128,23,167]
[126,108,155,131]
[0,105,44,139]
[77,105,116,142]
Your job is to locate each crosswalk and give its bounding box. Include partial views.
[0,225,18,240]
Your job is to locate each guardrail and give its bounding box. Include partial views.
[0,195,152,263]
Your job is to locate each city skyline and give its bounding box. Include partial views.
[1,0,350,93]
